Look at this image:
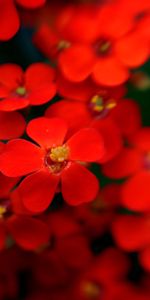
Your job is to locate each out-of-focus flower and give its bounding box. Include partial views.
[102,127,150,212]
[0,63,56,111]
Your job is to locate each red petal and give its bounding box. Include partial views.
[11,188,33,216]
[19,170,59,213]
[102,148,141,179]
[115,30,150,67]
[0,98,29,111]
[93,56,129,86]
[67,128,105,162]
[61,162,99,205]
[0,139,42,177]
[16,0,46,9]
[98,3,133,39]
[59,45,95,82]
[111,99,141,137]
[131,127,150,152]
[25,63,55,90]
[27,117,68,148]
[7,216,50,250]
[122,171,150,212]
[45,100,91,136]
[139,246,150,272]
[27,83,56,105]
[0,221,6,250]
[0,63,23,89]
[0,0,20,41]
[0,111,26,140]
[57,73,97,102]
[92,118,123,163]
[33,24,59,59]
[112,215,150,251]
[0,173,20,198]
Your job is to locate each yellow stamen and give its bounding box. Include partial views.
[106,99,117,109]
[50,145,69,163]
[57,40,71,51]
[0,206,6,218]
[100,41,111,53]
[91,95,104,112]
[16,86,26,96]
[82,281,100,299]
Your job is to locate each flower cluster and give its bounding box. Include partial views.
[0,0,150,299]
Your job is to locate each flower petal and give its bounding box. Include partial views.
[0,173,20,198]
[111,99,141,137]
[0,111,26,140]
[61,162,99,205]
[102,148,141,179]
[112,215,150,251]
[67,128,105,162]
[0,139,42,177]
[0,98,29,111]
[45,100,91,136]
[0,64,23,89]
[59,45,95,82]
[93,56,129,86]
[19,170,59,213]
[16,0,46,9]
[25,63,55,90]
[0,0,20,41]
[115,30,150,67]
[7,216,50,250]
[122,171,150,212]
[27,83,56,105]
[27,117,68,148]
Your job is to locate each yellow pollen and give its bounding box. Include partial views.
[91,95,104,112]
[82,281,100,299]
[16,86,26,96]
[57,40,71,51]
[50,145,69,163]
[0,206,6,218]
[100,41,111,53]
[106,99,117,109]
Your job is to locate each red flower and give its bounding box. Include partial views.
[102,127,150,212]
[33,3,150,86]
[55,2,150,86]
[0,117,104,212]
[0,63,56,111]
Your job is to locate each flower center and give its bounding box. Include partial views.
[89,94,116,118]
[94,38,111,56]
[90,195,106,213]
[81,281,101,299]
[0,205,7,218]
[16,86,27,96]
[45,145,70,174]
[57,40,71,51]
